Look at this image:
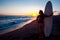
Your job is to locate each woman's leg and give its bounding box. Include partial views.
[38,23,44,40]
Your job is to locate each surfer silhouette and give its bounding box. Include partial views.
[37,10,52,39]
[37,10,52,23]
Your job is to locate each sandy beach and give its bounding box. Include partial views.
[0,15,60,40]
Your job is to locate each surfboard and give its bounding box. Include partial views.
[44,1,53,37]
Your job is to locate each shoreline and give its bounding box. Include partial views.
[0,17,36,35]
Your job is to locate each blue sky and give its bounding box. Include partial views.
[0,0,60,15]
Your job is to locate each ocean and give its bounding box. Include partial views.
[0,16,33,31]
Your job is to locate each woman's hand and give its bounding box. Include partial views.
[49,13,53,16]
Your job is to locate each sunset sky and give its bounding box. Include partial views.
[0,0,60,16]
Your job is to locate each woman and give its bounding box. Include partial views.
[37,10,52,40]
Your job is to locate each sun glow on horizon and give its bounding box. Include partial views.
[30,11,39,16]
[0,6,40,16]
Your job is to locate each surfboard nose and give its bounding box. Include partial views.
[47,1,52,6]
[47,1,51,3]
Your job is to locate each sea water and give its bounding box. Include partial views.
[0,16,33,31]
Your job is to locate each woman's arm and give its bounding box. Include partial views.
[44,13,53,17]
[36,15,39,20]
[48,13,53,16]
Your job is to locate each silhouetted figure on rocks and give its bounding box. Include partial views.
[36,10,52,40]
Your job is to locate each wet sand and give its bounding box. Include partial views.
[0,15,60,40]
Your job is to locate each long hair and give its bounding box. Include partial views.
[39,10,43,15]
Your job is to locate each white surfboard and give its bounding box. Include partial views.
[44,1,53,37]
